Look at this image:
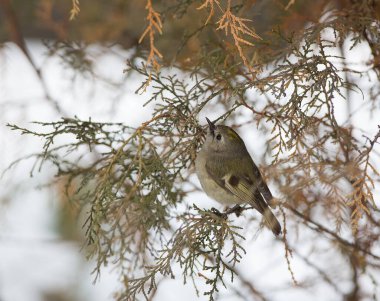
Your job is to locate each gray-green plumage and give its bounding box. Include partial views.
[195,119,281,236]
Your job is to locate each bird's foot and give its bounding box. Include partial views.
[210,207,228,219]
[224,205,244,217]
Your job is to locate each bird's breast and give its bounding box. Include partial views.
[195,151,242,205]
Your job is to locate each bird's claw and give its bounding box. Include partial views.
[224,205,243,217]
[210,207,228,219]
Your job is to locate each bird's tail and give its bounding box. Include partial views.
[263,208,282,236]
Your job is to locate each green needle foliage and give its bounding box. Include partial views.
[3,0,380,300]
[123,206,245,300]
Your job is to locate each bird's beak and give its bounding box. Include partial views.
[205,117,216,133]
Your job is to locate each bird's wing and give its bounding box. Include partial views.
[250,163,274,207]
[205,161,281,235]
[205,160,263,212]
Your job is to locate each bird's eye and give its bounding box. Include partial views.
[216,134,222,140]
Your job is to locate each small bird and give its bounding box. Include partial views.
[195,117,281,236]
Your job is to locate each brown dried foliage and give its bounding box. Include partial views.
[69,0,80,20]
[138,0,163,72]
[198,0,261,73]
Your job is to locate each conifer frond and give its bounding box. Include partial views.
[197,0,221,25]
[348,127,380,232]
[121,206,245,301]
[197,0,261,73]
[215,0,261,72]
[70,0,80,20]
[139,0,163,73]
